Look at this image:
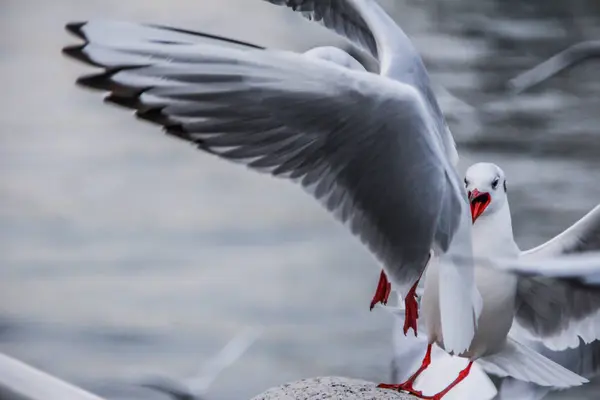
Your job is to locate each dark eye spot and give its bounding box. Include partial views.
[504,180,507,192]
[491,178,499,190]
[464,178,468,187]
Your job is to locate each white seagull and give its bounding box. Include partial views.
[387,162,600,399]
[62,0,483,360]
[379,162,600,398]
[61,2,600,398]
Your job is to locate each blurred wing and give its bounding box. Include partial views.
[63,24,457,290]
[140,377,196,400]
[138,327,261,400]
[522,205,600,259]
[484,252,600,351]
[495,378,550,400]
[264,0,459,166]
[508,40,600,93]
[188,327,263,394]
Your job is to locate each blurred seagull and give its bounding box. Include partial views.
[508,40,600,93]
[138,327,262,400]
[61,1,600,398]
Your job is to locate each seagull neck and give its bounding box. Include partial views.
[472,203,518,257]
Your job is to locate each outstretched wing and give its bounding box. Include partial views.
[512,205,600,350]
[264,0,459,167]
[522,205,600,259]
[62,22,457,292]
[265,0,379,61]
[483,251,600,351]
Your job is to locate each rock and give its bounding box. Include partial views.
[251,376,417,400]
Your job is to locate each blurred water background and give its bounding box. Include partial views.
[1,0,600,399]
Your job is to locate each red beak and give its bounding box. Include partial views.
[469,189,491,223]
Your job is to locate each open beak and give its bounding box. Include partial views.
[469,189,491,223]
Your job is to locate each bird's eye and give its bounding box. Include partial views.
[464,178,468,187]
[491,178,499,190]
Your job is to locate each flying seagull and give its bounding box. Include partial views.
[62,0,483,360]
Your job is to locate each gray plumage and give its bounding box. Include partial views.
[61,1,474,315]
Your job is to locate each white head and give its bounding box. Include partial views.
[464,163,508,223]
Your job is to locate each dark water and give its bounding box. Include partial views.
[1,0,599,399]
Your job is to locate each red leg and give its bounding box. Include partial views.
[377,344,433,397]
[370,270,391,310]
[421,361,473,400]
[403,274,423,336]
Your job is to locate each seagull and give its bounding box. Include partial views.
[507,40,600,93]
[60,2,600,398]
[378,162,600,398]
[138,327,262,400]
[61,0,484,359]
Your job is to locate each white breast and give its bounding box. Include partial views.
[422,203,520,358]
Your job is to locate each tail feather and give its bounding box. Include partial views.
[495,377,551,400]
[478,337,588,389]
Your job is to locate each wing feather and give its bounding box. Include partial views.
[63,31,459,290]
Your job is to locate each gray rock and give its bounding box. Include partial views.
[251,376,417,400]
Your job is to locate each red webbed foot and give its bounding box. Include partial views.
[403,279,421,336]
[369,270,391,310]
[378,344,433,398]
[377,382,423,397]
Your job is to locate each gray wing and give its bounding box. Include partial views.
[513,205,600,350]
[508,40,600,94]
[302,46,367,71]
[266,0,460,180]
[265,0,427,83]
[265,0,379,61]
[485,252,600,351]
[62,24,457,289]
[522,204,600,259]
[514,275,600,350]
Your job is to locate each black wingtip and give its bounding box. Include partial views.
[62,43,85,58]
[164,123,188,140]
[76,72,112,91]
[137,108,170,125]
[61,43,102,68]
[104,93,142,110]
[65,21,87,39]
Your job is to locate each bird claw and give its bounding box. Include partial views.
[369,270,391,310]
[403,283,420,336]
[377,383,422,397]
